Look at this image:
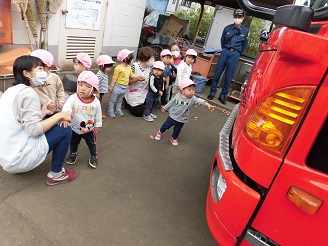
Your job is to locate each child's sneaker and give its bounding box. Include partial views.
[155,131,162,140]
[170,137,178,146]
[115,109,124,117]
[89,156,98,168]
[66,153,78,164]
[46,168,78,186]
[143,115,154,122]
[107,110,115,118]
[150,113,157,119]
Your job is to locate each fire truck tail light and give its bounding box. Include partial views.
[287,186,322,215]
[245,86,315,155]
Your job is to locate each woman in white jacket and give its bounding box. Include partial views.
[0,55,78,185]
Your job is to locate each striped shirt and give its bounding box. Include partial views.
[96,70,109,94]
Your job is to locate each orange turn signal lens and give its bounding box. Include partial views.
[245,86,315,155]
[287,186,322,215]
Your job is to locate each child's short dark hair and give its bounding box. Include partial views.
[99,63,114,72]
[13,55,43,86]
[123,53,134,64]
[137,47,156,62]
[73,57,83,65]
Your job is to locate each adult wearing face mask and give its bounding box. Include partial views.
[0,55,78,185]
[124,47,156,117]
[207,9,249,104]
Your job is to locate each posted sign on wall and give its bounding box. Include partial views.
[0,0,13,44]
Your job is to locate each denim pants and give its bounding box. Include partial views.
[144,91,159,116]
[210,48,240,98]
[45,124,72,173]
[160,116,184,139]
[109,84,127,112]
[70,131,98,157]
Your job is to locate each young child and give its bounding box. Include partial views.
[73,52,92,73]
[96,55,115,118]
[172,49,197,97]
[108,49,144,118]
[62,71,102,168]
[154,78,215,146]
[143,61,165,122]
[160,49,173,105]
[30,49,65,114]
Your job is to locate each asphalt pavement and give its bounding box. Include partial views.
[0,83,236,246]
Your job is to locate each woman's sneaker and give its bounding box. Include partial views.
[150,113,157,119]
[115,109,124,117]
[155,131,162,140]
[107,110,115,118]
[46,168,78,186]
[89,156,98,168]
[143,115,154,122]
[170,137,178,146]
[66,153,78,164]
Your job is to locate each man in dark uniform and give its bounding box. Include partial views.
[207,9,249,104]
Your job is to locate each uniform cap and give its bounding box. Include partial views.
[77,71,99,92]
[233,9,245,16]
[179,78,197,91]
[96,55,115,66]
[185,49,197,57]
[117,49,134,62]
[160,49,172,57]
[76,53,92,69]
[152,61,165,70]
[30,49,54,67]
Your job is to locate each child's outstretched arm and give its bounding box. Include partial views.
[204,101,215,112]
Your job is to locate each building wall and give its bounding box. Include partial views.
[1,0,146,71]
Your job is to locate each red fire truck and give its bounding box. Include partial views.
[206,0,328,245]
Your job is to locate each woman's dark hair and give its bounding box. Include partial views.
[99,63,114,72]
[123,53,134,64]
[137,47,156,62]
[13,55,43,86]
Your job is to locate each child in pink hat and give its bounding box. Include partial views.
[73,53,92,73]
[172,48,197,97]
[107,49,144,118]
[143,61,165,122]
[61,71,102,168]
[30,49,65,115]
[154,78,215,146]
[96,54,115,119]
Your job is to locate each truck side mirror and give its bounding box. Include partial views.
[273,5,314,32]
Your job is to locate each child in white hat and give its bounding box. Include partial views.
[154,78,215,146]
[96,55,115,119]
[61,71,102,168]
[107,49,144,118]
[30,49,65,115]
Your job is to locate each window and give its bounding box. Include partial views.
[307,117,328,174]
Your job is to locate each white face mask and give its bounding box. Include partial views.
[233,18,243,25]
[147,59,155,67]
[31,71,47,87]
[171,51,180,58]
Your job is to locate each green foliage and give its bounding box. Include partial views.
[174,4,214,39]
[244,17,267,57]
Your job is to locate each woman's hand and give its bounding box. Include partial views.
[59,111,73,123]
[58,120,70,128]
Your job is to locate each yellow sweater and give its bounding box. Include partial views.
[112,64,135,86]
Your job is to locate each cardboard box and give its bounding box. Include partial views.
[159,14,189,38]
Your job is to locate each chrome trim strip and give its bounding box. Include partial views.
[219,103,240,171]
